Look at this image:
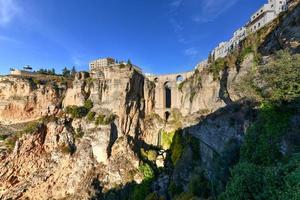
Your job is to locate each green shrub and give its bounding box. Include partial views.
[84,99,93,110]
[141,149,157,162]
[65,105,89,119]
[139,163,155,180]
[218,162,266,200]
[210,57,226,80]
[0,135,7,140]
[241,103,291,166]
[95,113,116,126]
[95,114,106,125]
[236,51,300,103]
[21,121,40,135]
[236,47,253,64]
[104,114,116,124]
[87,111,96,122]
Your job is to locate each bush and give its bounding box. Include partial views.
[218,162,266,200]
[219,154,300,200]
[95,114,106,125]
[236,47,253,64]
[84,100,93,110]
[141,149,157,162]
[104,114,116,124]
[241,103,291,166]
[139,163,155,180]
[209,58,226,80]
[95,113,116,126]
[236,51,300,103]
[87,111,96,122]
[65,105,89,119]
[0,135,7,140]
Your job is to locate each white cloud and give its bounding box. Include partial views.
[193,0,238,23]
[170,0,183,8]
[184,48,198,56]
[0,0,20,26]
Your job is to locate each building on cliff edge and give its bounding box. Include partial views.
[89,57,142,78]
[211,0,288,60]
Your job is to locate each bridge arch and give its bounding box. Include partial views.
[176,75,183,83]
[164,81,172,109]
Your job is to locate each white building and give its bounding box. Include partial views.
[246,0,287,33]
[212,42,230,59]
[210,0,288,61]
[228,27,247,51]
[89,57,115,71]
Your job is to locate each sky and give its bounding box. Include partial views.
[0,0,266,75]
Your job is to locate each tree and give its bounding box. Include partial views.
[127,59,132,66]
[51,68,55,75]
[62,67,71,77]
[71,66,76,77]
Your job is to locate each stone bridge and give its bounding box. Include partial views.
[146,71,194,120]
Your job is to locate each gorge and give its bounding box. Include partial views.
[0,1,300,199]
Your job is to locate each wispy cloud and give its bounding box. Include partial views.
[0,35,19,43]
[193,0,238,23]
[170,0,184,9]
[0,0,21,26]
[184,48,198,56]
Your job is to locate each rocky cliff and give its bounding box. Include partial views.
[0,2,300,200]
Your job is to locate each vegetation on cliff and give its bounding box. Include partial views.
[218,51,300,199]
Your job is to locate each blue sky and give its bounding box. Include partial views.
[0,0,266,75]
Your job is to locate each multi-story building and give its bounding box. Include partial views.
[89,57,115,71]
[246,0,287,33]
[212,42,230,59]
[89,57,143,78]
[210,0,288,61]
[228,27,247,50]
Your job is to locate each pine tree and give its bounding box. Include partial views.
[71,66,76,77]
[62,67,71,77]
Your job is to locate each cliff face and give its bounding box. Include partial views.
[0,3,300,199]
[0,66,145,199]
[0,76,64,125]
